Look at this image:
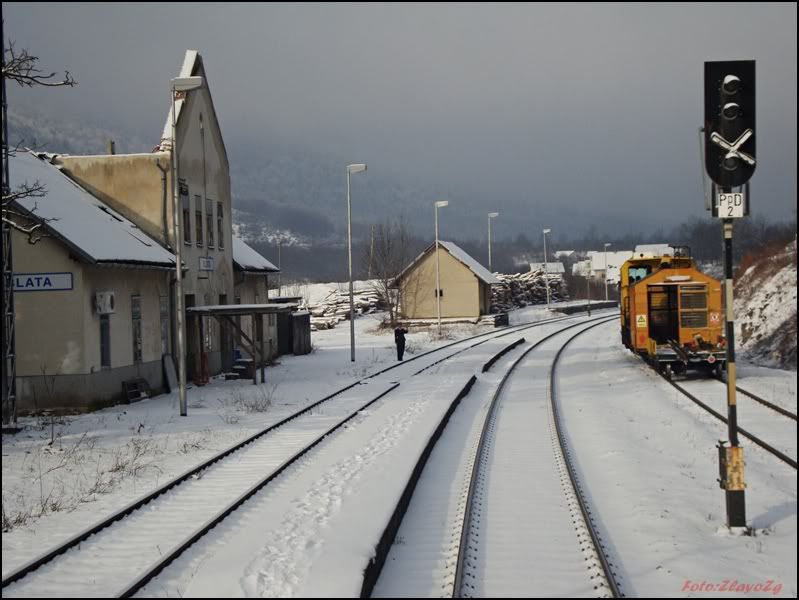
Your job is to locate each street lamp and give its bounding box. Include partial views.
[487,212,499,272]
[542,228,551,311]
[346,163,367,362]
[171,75,203,417]
[604,242,612,301]
[435,200,449,336]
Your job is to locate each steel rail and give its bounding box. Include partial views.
[662,376,797,470]
[550,319,625,598]
[452,315,619,598]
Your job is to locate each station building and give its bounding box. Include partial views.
[8,50,281,413]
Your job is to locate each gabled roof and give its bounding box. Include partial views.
[9,151,176,268]
[395,240,501,285]
[158,50,228,163]
[232,237,279,273]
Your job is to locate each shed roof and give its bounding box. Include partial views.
[395,241,501,285]
[9,151,176,269]
[232,237,279,273]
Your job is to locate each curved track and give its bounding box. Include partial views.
[371,316,622,598]
[2,312,613,598]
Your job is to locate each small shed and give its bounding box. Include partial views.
[393,241,500,320]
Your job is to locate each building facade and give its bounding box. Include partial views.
[9,50,280,413]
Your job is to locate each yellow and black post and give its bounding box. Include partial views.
[720,216,746,528]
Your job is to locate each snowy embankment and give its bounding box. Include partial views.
[735,240,797,369]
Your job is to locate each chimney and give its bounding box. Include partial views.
[107,139,116,155]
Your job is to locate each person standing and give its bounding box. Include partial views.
[394,326,408,361]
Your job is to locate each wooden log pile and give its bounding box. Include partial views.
[308,288,384,330]
[490,270,569,313]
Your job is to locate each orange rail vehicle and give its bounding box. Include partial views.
[620,246,726,378]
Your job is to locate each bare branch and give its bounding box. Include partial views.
[2,213,48,244]
[3,43,77,88]
[3,181,47,204]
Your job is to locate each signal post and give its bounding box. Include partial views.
[703,60,756,531]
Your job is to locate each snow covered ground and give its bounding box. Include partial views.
[2,303,796,597]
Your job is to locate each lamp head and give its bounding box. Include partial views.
[543,228,551,234]
[435,200,449,208]
[172,76,204,92]
[347,163,367,174]
[488,212,499,218]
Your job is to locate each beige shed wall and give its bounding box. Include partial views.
[399,248,481,319]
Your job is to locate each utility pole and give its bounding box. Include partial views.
[1,19,17,428]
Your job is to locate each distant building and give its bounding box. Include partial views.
[588,250,634,284]
[633,244,673,258]
[529,262,566,274]
[394,241,500,320]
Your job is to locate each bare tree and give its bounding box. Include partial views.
[362,217,413,327]
[2,41,77,241]
[3,30,77,426]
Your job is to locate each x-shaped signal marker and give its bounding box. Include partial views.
[710,129,756,166]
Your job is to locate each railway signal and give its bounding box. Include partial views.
[703,60,755,532]
[704,60,756,190]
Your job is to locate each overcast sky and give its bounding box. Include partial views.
[4,3,797,239]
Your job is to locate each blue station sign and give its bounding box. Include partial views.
[13,272,74,292]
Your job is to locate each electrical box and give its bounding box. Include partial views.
[95,291,116,315]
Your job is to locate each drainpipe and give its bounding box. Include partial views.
[156,160,170,249]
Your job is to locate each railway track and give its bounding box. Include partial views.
[658,374,797,470]
[2,311,615,598]
[370,316,621,598]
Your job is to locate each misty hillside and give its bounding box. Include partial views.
[7,106,457,246]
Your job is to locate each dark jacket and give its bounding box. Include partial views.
[394,327,408,345]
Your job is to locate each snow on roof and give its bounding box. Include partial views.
[554,250,575,258]
[633,244,673,257]
[529,262,565,274]
[589,250,634,271]
[232,237,279,272]
[394,241,501,286]
[439,241,501,284]
[9,151,176,268]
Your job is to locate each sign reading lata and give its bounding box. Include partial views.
[13,272,74,291]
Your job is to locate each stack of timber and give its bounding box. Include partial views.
[308,288,383,330]
[490,270,569,312]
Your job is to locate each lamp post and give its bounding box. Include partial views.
[604,242,612,301]
[542,228,551,310]
[346,163,367,362]
[488,212,499,272]
[435,200,449,336]
[171,75,203,417]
